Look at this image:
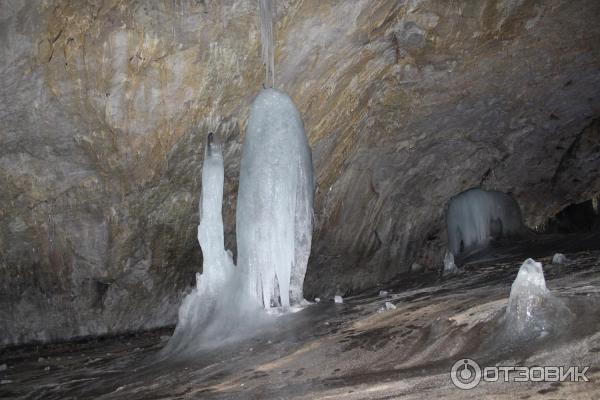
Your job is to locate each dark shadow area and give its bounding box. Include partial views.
[543,199,600,234]
[457,231,600,267]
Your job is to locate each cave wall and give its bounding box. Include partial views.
[1,0,599,345]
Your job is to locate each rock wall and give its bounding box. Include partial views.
[1,0,599,345]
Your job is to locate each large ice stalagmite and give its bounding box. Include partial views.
[504,258,572,338]
[236,89,314,311]
[446,188,524,256]
[162,133,240,355]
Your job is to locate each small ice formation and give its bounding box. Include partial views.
[334,295,344,304]
[552,253,568,264]
[443,250,458,274]
[236,89,314,311]
[447,188,524,255]
[504,258,572,338]
[410,262,424,273]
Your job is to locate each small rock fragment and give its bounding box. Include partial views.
[334,295,343,304]
[378,301,397,313]
[379,290,389,297]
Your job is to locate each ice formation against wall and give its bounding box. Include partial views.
[236,89,314,311]
[446,188,524,255]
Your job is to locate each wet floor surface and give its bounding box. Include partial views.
[2,248,600,399]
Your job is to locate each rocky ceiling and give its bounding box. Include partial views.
[1,0,599,346]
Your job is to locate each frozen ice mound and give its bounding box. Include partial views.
[377,301,396,313]
[443,250,458,275]
[447,188,524,255]
[552,253,568,265]
[236,89,314,311]
[504,258,573,338]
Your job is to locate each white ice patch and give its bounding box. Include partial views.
[377,301,397,313]
[334,295,344,304]
[447,188,523,255]
[552,253,567,265]
[236,89,314,311]
[443,250,458,275]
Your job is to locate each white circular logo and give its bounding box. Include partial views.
[450,358,482,389]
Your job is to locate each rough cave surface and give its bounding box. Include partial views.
[1,0,600,345]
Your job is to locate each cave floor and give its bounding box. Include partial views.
[2,250,600,399]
